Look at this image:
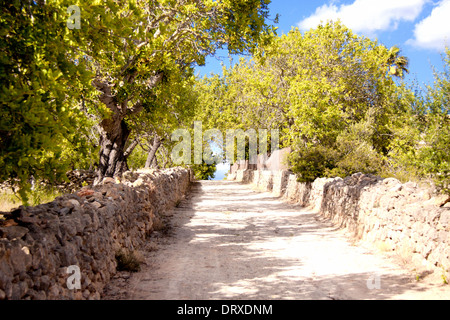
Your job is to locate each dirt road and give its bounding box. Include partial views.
[106,180,450,300]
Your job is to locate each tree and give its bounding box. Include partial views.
[279,23,410,180]
[386,46,409,78]
[74,0,275,183]
[197,21,412,182]
[0,0,96,202]
[424,49,450,193]
[1,0,276,198]
[388,49,450,193]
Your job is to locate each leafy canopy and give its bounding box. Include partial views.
[0,0,276,200]
[0,0,96,202]
[197,21,411,181]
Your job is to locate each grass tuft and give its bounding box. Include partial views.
[115,249,143,272]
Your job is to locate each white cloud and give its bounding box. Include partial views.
[408,0,450,51]
[298,0,427,34]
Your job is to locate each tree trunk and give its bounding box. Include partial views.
[92,72,164,184]
[161,145,170,168]
[95,117,131,184]
[145,135,161,169]
[151,154,159,168]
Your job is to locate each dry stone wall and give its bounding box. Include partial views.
[0,168,191,300]
[231,169,450,282]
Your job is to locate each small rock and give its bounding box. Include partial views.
[11,281,28,299]
[389,184,403,192]
[22,246,30,255]
[383,177,401,187]
[77,189,95,197]
[19,216,40,224]
[2,219,18,227]
[102,177,116,185]
[421,191,432,200]
[59,207,71,215]
[404,181,418,189]
[91,201,102,209]
[439,211,450,228]
[437,195,450,207]
[0,226,29,240]
[88,291,101,300]
[82,289,90,299]
[68,199,81,207]
[132,178,145,187]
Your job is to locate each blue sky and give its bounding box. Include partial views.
[197,0,450,89]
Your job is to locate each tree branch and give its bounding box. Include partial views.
[92,79,120,114]
[124,139,139,158]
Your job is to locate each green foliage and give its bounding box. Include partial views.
[420,51,450,193]
[27,185,64,207]
[0,0,97,203]
[190,162,217,181]
[81,0,275,180]
[127,144,148,170]
[290,117,385,182]
[388,50,450,193]
[188,139,218,181]
[332,119,384,177]
[282,23,407,182]
[1,0,276,199]
[198,21,410,182]
[5,1,447,197]
[0,185,63,211]
[289,145,338,183]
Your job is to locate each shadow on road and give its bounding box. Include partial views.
[123,180,449,300]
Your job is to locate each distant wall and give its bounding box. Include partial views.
[230,169,450,282]
[0,168,191,300]
[228,147,291,180]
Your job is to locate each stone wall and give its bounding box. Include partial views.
[231,169,450,282]
[0,168,191,300]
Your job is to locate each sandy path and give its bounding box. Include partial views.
[109,180,449,300]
